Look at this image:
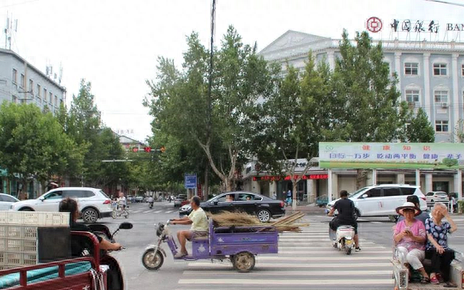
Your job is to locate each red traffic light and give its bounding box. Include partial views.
[144,146,152,152]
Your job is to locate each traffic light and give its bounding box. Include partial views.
[144,146,152,152]
[160,146,166,153]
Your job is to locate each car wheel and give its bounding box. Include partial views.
[257,209,271,223]
[19,207,34,211]
[82,208,99,223]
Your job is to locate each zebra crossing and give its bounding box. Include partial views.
[130,208,176,214]
[174,222,395,290]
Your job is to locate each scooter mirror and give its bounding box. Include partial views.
[119,222,133,230]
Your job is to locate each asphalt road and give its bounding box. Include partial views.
[100,201,464,290]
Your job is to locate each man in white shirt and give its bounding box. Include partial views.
[170,196,208,258]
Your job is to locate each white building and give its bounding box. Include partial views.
[0,48,66,113]
[240,31,464,202]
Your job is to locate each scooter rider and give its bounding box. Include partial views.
[170,196,208,258]
[327,190,360,252]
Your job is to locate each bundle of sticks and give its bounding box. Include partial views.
[208,211,308,233]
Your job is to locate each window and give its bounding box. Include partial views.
[404,63,418,75]
[400,188,416,195]
[49,92,53,105]
[434,90,448,103]
[405,90,420,103]
[37,84,41,96]
[12,95,17,103]
[55,95,58,107]
[63,190,94,198]
[20,74,25,88]
[433,63,447,76]
[29,79,33,93]
[435,120,449,132]
[364,188,382,198]
[383,188,401,197]
[0,195,17,202]
[462,64,464,76]
[44,191,62,200]
[12,69,17,84]
[44,88,47,100]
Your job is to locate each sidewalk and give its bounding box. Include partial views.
[284,202,327,215]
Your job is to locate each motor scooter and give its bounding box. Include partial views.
[329,225,356,255]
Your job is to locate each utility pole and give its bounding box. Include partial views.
[204,0,216,200]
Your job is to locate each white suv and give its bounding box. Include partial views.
[327,184,427,218]
[10,187,113,223]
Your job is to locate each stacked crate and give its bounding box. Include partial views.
[0,211,69,269]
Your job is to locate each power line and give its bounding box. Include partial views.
[425,0,464,7]
[0,0,43,8]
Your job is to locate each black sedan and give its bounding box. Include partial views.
[179,191,285,222]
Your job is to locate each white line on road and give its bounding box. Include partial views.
[154,210,162,213]
[258,256,389,261]
[142,210,153,213]
[178,278,393,286]
[182,270,393,276]
[165,211,173,214]
[278,250,391,254]
[187,262,392,268]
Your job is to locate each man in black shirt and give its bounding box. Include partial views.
[327,190,360,251]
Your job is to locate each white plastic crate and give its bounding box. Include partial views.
[0,252,37,267]
[0,211,69,226]
[0,225,38,239]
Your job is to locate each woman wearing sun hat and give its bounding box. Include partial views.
[394,202,430,284]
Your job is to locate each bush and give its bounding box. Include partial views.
[458,200,464,214]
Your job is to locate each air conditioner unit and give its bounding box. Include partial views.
[441,102,449,108]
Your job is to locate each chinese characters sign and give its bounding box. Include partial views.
[319,142,464,169]
[366,17,464,34]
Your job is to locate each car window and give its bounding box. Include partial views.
[216,195,228,202]
[349,187,369,198]
[364,188,381,198]
[99,190,110,199]
[63,190,95,198]
[426,192,433,196]
[237,193,255,201]
[44,191,62,200]
[1,195,17,202]
[383,188,401,197]
[401,188,416,195]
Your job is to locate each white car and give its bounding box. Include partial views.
[327,184,427,219]
[425,191,449,204]
[0,193,19,211]
[10,187,113,223]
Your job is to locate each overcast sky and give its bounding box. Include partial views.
[1,0,463,142]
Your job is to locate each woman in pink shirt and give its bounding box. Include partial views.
[394,202,429,284]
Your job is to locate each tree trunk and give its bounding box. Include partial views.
[292,180,298,210]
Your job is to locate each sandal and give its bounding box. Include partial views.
[443,282,457,288]
[420,276,430,284]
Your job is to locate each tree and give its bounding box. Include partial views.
[66,80,127,188]
[252,53,331,209]
[0,103,78,197]
[332,30,410,142]
[406,108,435,142]
[146,26,275,192]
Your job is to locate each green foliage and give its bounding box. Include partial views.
[407,108,435,142]
[0,103,79,188]
[442,158,458,167]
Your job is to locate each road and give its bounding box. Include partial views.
[101,201,464,290]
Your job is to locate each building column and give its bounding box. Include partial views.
[423,53,432,119]
[251,179,260,194]
[394,52,402,92]
[425,173,433,193]
[327,50,335,71]
[454,170,462,200]
[396,173,405,184]
[371,169,377,185]
[415,169,421,187]
[332,172,339,198]
[307,179,314,203]
[270,181,277,199]
[328,169,333,204]
[451,53,459,142]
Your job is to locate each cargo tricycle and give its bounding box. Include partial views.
[142,219,278,272]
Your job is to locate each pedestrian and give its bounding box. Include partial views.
[425,202,457,286]
[286,189,292,206]
[272,192,277,200]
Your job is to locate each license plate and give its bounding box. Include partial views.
[345,240,352,245]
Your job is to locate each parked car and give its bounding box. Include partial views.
[200,191,285,223]
[135,196,144,203]
[179,203,191,216]
[173,194,188,207]
[316,195,328,207]
[0,193,19,211]
[326,184,427,219]
[426,191,449,204]
[10,187,113,223]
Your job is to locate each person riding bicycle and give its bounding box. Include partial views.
[117,190,127,210]
[327,189,360,251]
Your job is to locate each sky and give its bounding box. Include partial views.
[1,0,463,142]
